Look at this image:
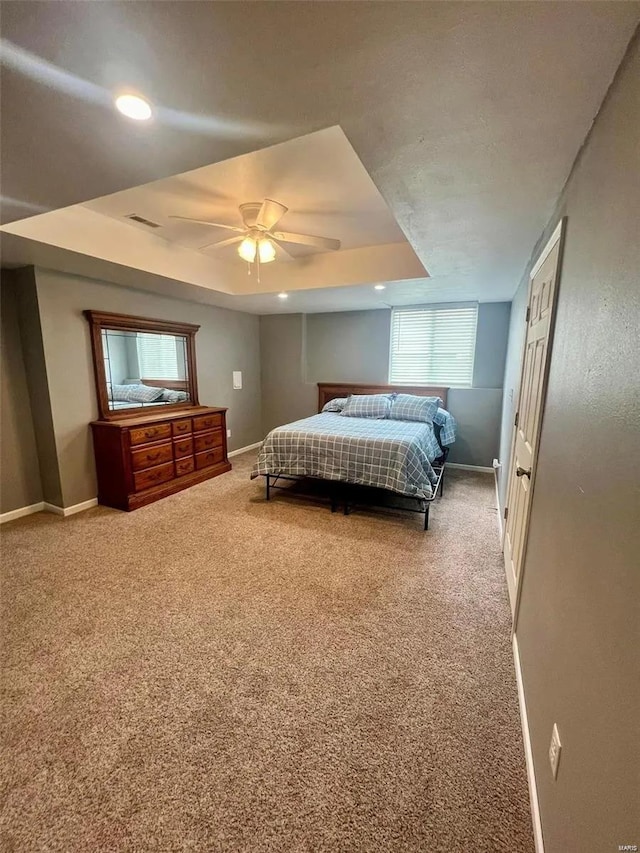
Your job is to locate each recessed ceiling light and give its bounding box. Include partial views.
[278,292,288,299]
[115,93,153,121]
[374,284,386,290]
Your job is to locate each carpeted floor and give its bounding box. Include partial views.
[1,453,533,852]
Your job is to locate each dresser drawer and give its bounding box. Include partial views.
[194,429,223,453]
[130,423,172,446]
[193,413,223,432]
[131,442,173,472]
[173,437,194,459]
[195,447,224,469]
[172,419,192,437]
[133,461,174,492]
[175,457,195,477]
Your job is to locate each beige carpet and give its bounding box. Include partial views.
[1,453,533,852]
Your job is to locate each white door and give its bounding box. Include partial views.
[504,220,565,621]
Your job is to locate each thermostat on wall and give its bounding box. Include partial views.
[232,371,242,390]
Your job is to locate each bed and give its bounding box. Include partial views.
[251,383,456,529]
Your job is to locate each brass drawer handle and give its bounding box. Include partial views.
[147,452,160,462]
[176,424,188,432]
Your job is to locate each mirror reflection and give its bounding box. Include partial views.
[101,329,191,411]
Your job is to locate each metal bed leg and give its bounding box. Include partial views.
[265,474,270,501]
[424,503,430,531]
[439,468,445,497]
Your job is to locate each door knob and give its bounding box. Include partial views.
[516,466,532,478]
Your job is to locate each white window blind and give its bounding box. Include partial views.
[389,303,478,386]
[136,333,180,380]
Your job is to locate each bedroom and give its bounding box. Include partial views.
[1,4,638,852]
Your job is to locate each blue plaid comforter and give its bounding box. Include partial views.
[250,413,450,499]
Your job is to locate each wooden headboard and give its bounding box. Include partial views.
[141,378,189,392]
[317,383,448,412]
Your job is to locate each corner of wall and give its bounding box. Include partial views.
[1,269,44,513]
[12,267,64,507]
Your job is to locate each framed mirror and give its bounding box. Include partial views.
[85,311,200,420]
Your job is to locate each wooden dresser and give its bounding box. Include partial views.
[91,406,231,511]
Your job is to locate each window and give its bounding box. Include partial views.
[389,303,478,386]
[136,333,181,380]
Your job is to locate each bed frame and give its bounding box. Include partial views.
[264,383,450,530]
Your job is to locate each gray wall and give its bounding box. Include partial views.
[1,272,43,513]
[104,332,131,385]
[306,310,392,383]
[12,267,65,507]
[262,302,510,466]
[260,314,317,434]
[10,268,263,508]
[472,301,511,388]
[499,34,639,852]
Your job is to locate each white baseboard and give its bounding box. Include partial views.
[43,498,98,517]
[446,462,494,473]
[42,502,65,516]
[0,501,45,524]
[228,441,262,458]
[513,634,545,853]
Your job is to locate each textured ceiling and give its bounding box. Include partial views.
[1,1,638,312]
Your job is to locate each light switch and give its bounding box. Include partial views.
[232,371,242,390]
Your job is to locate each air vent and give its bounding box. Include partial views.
[126,214,161,228]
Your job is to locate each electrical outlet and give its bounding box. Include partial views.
[227,429,231,438]
[549,723,562,779]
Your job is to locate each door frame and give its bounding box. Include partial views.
[504,217,567,631]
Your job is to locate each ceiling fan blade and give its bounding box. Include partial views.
[272,230,341,251]
[199,235,244,250]
[256,199,288,230]
[169,215,244,233]
[272,241,295,260]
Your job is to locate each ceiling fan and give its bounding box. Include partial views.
[169,198,341,280]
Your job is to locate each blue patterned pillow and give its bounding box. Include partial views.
[389,394,440,423]
[433,408,457,445]
[340,394,392,419]
[322,397,348,413]
[110,383,164,404]
[160,389,188,403]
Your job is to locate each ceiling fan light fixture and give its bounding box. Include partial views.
[238,236,257,263]
[258,238,276,264]
[278,292,288,299]
[170,198,341,272]
[374,284,386,290]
